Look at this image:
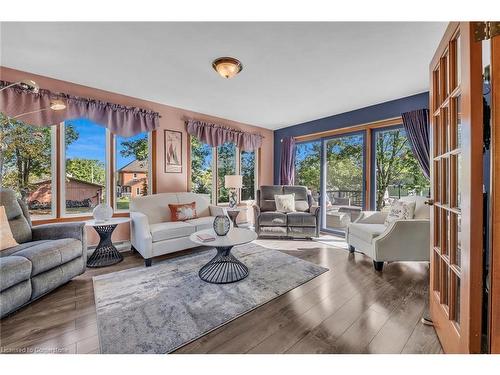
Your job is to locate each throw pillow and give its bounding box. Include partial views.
[384,200,416,226]
[169,202,197,221]
[274,194,296,213]
[0,206,19,251]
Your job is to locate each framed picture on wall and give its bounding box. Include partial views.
[164,130,182,173]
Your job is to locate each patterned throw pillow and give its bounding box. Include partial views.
[0,206,19,251]
[274,194,296,213]
[384,200,416,226]
[169,202,197,221]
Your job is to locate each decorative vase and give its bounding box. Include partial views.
[93,203,113,223]
[213,215,230,236]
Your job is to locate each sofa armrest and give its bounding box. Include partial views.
[130,211,152,259]
[309,205,320,216]
[373,219,430,262]
[32,222,86,242]
[354,211,388,224]
[252,205,261,231]
[209,205,227,216]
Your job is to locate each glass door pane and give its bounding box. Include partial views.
[295,140,321,202]
[373,127,430,211]
[322,133,365,234]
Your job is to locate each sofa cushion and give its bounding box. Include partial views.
[185,216,214,231]
[348,223,387,243]
[287,212,317,227]
[13,238,83,276]
[0,255,32,291]
[259,226,288,237]
[259,212,287,226]
[150,221,195,242]
[283,186,309,212]
[260,186,283,212]
[0,240,51,257]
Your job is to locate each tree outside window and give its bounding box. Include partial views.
[374,128,430,210]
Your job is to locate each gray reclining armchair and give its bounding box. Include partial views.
[0,189,87,318]
[253,185,320,239]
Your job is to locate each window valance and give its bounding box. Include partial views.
[186,119,263,152]
[0,81,160,137]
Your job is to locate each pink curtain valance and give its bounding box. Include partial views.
[0,81,160,137]
[186,119,263,152]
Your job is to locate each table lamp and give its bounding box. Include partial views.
[225,175,243,208]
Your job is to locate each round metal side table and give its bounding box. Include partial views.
[85,217,130,268]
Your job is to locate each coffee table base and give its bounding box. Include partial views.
[199,246,249,284]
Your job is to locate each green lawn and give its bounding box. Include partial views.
[116,197,130,210]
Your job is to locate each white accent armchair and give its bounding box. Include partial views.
[346,196,430,271]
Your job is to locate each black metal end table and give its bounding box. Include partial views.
[85,218,130,268]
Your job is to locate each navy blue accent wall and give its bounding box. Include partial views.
[273,92,430,184]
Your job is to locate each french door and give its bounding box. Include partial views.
[429,22,484,353]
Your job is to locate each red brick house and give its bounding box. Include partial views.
[117,159,148,199]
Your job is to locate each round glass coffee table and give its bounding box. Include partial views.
[190,228,257,284]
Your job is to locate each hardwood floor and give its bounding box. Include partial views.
[0,238,442,354]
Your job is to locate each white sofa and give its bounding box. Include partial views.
[346,196,430,271]
[130,192,225,266]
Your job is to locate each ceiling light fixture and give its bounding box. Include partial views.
[212,57,243,79]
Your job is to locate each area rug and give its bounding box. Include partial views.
[93,243,328,353]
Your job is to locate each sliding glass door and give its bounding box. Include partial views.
[372,126,430,211]
[321,132,365,234]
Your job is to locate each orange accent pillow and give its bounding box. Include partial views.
[168,202,197,222]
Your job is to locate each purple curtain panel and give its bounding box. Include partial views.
[401,108,430,179]
[280,136,296,185]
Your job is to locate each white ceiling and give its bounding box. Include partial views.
[0,22,447,129]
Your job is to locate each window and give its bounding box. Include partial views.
[294,140,321,202]
[115,132,150,211]
[240,150,256,201]
[0,114,56,218]
[190,136,213,200]
[63,119,107,215]
[190,136,258,204]
[374,127,430,210]
[216,143,237,203]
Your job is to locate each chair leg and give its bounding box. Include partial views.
[373,261,384,272]
[144,258,152,267]
[349,245,355,253]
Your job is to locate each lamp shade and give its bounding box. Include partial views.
[225,175,243,189]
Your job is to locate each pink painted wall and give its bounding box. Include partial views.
[1,66,274,245]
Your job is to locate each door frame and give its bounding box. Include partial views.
[429,21,484,354]
[489,29,500,354]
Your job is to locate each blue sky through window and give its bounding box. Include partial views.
[65,118,106,162]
